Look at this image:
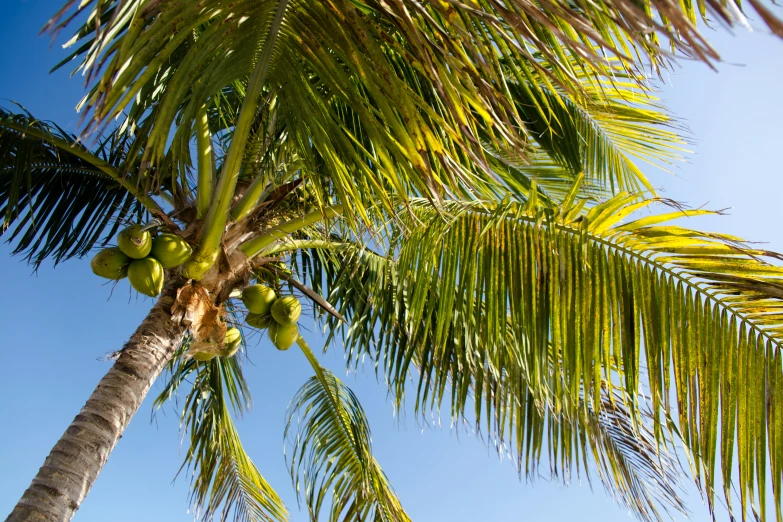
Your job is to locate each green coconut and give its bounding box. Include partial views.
[192,351,216,362]
[90,247,131,280]
[225,327,241,346]
[127,257,164,297]
[150,233,192,268]
[246,312,274,329]
[242,284,277,314]
[268,322,299,351]
[221,327,242,357]
[117,224,152,259]
[271,296,301,326]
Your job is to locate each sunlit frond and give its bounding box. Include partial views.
[508,65,687,194]
[292,242,685,521]
[317,187,783,522]
[44,0,719,215]
[285,338,410,522]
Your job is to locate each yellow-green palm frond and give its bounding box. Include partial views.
[155,338,288,522]
[294,243,687,522]
[314,185,783,522]
[571,386,687,521]
[46,0,713,219]
[507,63,687,194]
[285,338,410,522]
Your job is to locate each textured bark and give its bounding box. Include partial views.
[6,280,187,522]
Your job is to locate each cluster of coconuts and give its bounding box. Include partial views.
[241,284,301,351]
[90,224,193,297]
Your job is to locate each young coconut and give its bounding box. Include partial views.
[117,224,152,259]
[242,284,277,314]
[270,296,301,326]
[127,257,164,297]
[268,322,299,351]
[246,313,274,329]
[150,233,192,268]
[90,248,131,280]
[192,351,216,362]
[221,327,242,358]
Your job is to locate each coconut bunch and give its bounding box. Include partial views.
[90,225,193,297]
[242,283,301,351]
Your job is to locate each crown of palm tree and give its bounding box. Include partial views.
[2,0,783,521]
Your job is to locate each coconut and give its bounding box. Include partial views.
[225,327,241,346]
[150,233,192,268]
[90,247,131,280]
[268,322,299,351]
[221,327,242,357]
[246,312,274,329]
[117,224,152,259]
[127,257,164,297]
[271,262,292,277]
[242,284,277,314]
[271,296,301,326]
[192,351,216,362]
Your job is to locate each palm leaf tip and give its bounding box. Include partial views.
[585,390,687,522]
[285,338,410,522]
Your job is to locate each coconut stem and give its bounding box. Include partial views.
[195,104,215,219]
[238,205,344,259]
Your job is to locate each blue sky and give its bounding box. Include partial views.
[0,1,782,521]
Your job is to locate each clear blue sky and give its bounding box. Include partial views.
[0,2,781,521]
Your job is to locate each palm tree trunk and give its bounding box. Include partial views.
[5,280,187,522]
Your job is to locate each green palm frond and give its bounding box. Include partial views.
[0,107,147,266]
[285,338,410,522]
[508,66,687,194]
[315,186,783,522]
[50,0,782,101]
[155,339,288,522]
[294,243,686,522]
[489,149,608,204]
[44,0,714,218]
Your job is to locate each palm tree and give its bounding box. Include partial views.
[2,0,783,521]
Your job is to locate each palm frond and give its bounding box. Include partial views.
[285,338,410,522]
[155,338,288,522]
[508,65,687,194]
[0,107,147,266]
[316,188,783,522]
[43,0,715,219]
[293,242,685,522]
[489,149,607,204]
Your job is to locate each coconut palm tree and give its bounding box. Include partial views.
[2,0,783,522]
